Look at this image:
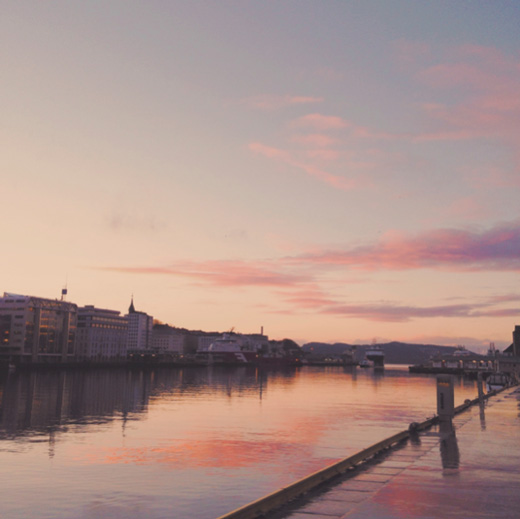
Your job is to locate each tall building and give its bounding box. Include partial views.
[76,306,128,362]
[512,325,520,357]
[0,292,77,364]
[126,298,153,352]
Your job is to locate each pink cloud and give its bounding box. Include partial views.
[276,290,518,322]
[275,286,339,309]
[249,141,360,190]
[101,259,310,288]
[291,113,350,130]
[443,196,488,220]
[322,302,483,322]
[484,294,520,304]
[102,221,520,301]
[419,62,498,91]
[248,142,290,161]
[294,220,520,272]
[415,47,520,144]
[283,292,518,322]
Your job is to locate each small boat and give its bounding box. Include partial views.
[359,359,372,368]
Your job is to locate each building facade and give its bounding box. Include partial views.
[126,298,153,352]
[0,292,77,364]
[151,324,186,354]
[76,305,128,362]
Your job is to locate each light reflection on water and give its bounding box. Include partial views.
[0,365,479,518]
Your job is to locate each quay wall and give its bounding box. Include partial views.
[216,386,510,519]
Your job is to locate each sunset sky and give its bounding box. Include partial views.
[2,1,520,352]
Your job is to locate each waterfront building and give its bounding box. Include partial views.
[496,326,520,382]
[76,306,128,362]
[512,325,520,357]
[126,298,153,352]
[0,292,77,364]
[151,324,186,354]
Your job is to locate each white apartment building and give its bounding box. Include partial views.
[76,305,128,361]
[126,298,153,351]
[0,292,77,363]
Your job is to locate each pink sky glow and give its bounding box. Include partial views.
[2,1,519,352]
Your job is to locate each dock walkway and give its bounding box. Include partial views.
[273,386,520,519]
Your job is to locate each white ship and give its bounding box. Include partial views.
[195,335,257,365]
[365,345,385,368]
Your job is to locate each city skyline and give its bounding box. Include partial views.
[2,1,520,352]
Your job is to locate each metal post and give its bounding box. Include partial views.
[437,375,454,422]
[477,371,484,402]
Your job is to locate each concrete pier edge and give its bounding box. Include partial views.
[215,386,511,519]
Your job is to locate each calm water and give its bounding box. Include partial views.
[0,365,479,519]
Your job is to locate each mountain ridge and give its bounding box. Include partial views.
[302,341,469,365]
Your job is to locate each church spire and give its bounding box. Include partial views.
[129,295,136,314]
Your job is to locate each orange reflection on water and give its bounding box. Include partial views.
[75,437,315,470]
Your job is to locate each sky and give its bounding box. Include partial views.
[1,1,520,352]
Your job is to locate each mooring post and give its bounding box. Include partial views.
[477,371,484,402]
[437,375,455,423]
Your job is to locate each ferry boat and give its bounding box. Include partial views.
[195,336,258,365]
[365,345,385,368]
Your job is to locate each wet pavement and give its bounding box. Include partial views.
[274,387,520,519]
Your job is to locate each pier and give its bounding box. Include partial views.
[218,386,520,519]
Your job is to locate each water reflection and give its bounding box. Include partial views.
[1,369,148,438]
[0,366,302,440]
[0,366,480,519]
[479,401,486,431]
[439,419,460,473]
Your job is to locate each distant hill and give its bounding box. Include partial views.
[302,341,465,365]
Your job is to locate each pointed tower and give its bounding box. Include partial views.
[126,296,153,352]
[128,296,136,314]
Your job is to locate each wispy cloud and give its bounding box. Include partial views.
[295,220,520,272]
[443,196,488,221]
[415,46,520,146]
[320,301,517,322]
[99,220,520,323]
[101,259,311,288]
[244,45,519,196]
[101,220,520,279]
[248,141,361,190]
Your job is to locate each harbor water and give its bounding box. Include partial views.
[0,365,480,519]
